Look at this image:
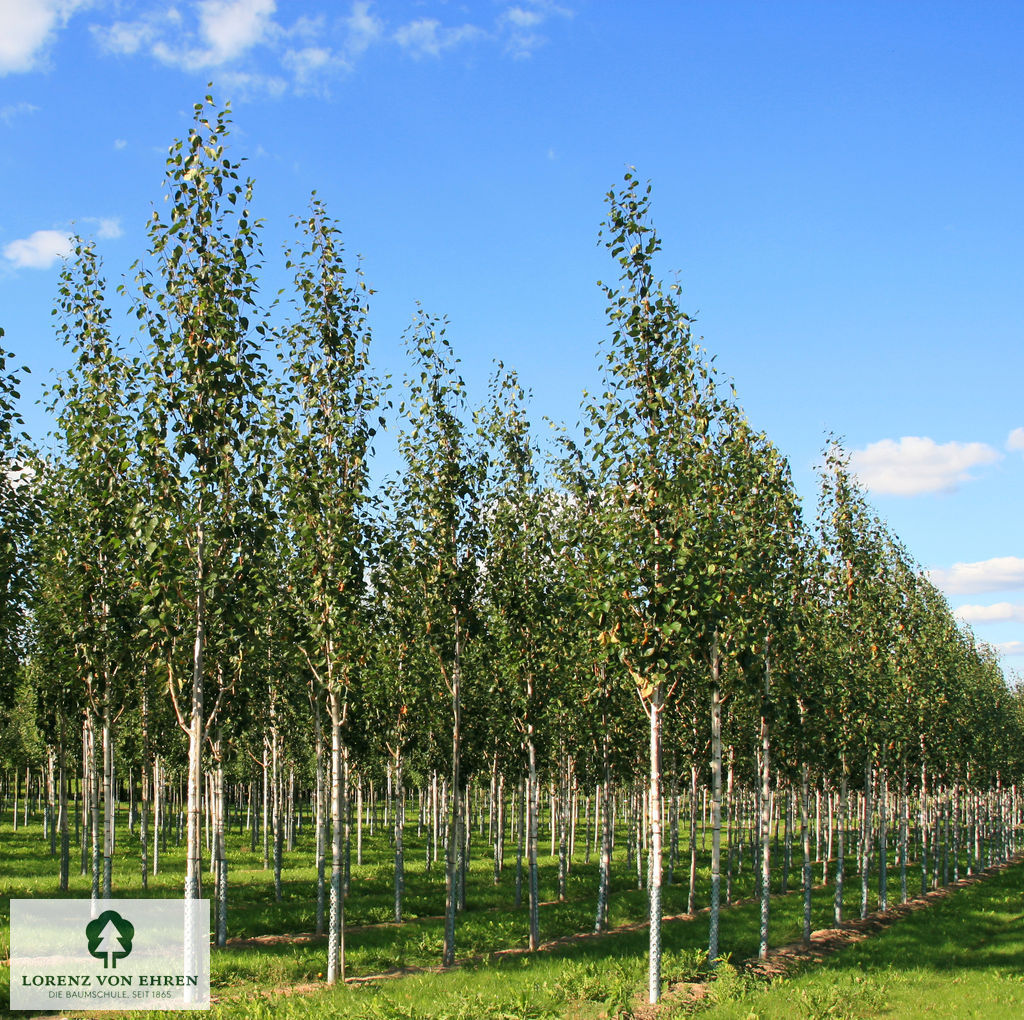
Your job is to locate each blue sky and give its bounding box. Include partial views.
[2,1,1023,671]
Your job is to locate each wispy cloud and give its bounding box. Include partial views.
[955,602,1024,624]
[849,436,1000,495]
[996,640,1024,656]
[344,1,382,59]
[505,7,546,29]
[92,10,171,57]
[1007,427,1024,453]
[3,229,72,269]
[394,18,484,59]
[92,1,379,94]
[0,0,90,75]
[929,556,1024,595]
[0,101,39,124]
[87,1,570,88]
[92,217,122,239]
[94,1,275,72]
[499,1,573,58]
[281,43,352,94]
[215,67,288,98]
[283,45,334,79]
[148,0,278,71]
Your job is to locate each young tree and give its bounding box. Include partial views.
[0,334,36,711]
[364,524,429,927]
[278,197,384,982]
[392,316,487,967]
[24,472,83,891]
[581,173,747,1001]
[481,367,572,950]
[556,447,635,935]
[48,240,143,899]
[730,427,805,960]
[818,441,891,921]
[132,96,272,905]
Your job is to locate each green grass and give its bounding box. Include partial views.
[679,859,1024,1018]
[1,805,1020,1018]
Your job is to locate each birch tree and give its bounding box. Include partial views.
[278,197,384,983]
[1,335,36,712]
[133,95,271,905]
[818,441,891,920]
[481,367,568,950]
[48,240,143,898]
[23,475,81,891]
[732,427,805,959]
[582,173,740,1003]
[393,316,487,967]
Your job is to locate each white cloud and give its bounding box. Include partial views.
[394,18,484,58]
[283,14,323,42]
[0,100,39,123]
[99,0,276,71]
[284,45,331,74]
[114,138,127,149]
[849,436,1000,495]
[505,7,545,29]
[281,44,345,90]
[955,602,1024,624]
[95,217,122,239]
[345,1,381,58]
[996,641,1024,657]
[93,15,162,56]
[504,30,544,58]
[499,1,572,58]
[215,67,287,97]
[1007,427,1024,452]
[929,556,1024,595]
[3,228,72,269]
[92,1,355,91]
[86,0,555,86]
[0,0,88,74]
[194,0,276,66]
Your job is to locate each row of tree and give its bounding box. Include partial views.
[3,97,1022,1005]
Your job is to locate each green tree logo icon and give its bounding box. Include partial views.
[86,910,135,969]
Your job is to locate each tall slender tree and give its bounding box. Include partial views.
[133,95,271,904]
[1,334,36,712]
[393,316,487,967]
[278,196,384,983]
[481,366,573,950]
[581,172,746,1002]
[48,240,143,898]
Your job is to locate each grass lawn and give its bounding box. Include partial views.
[1,806,1021,1018]
[682,856,1024,1018]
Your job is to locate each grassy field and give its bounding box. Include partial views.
[678,858,1024,1019]
[1,807,1021,1018]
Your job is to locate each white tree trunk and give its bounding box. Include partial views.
[326,690,345,985]
[648,684,664,1005]
[185,525,206,903]
[709,668,723,964]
